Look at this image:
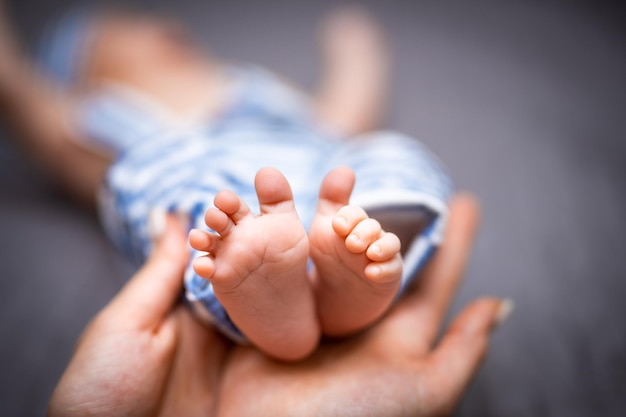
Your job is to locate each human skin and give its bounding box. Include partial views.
[190,167,320,361]
[48,194,512,417]
[0,5,512,413]
[308,166,403,337]
[0,3,390,207]
[190,166,403,360]
[1,4,407,360]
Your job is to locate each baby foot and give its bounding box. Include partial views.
[189,167,319,360]
[309,167,403,337]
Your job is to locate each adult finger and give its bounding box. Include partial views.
[421,298,513,415]
[375,193,481,352]
[158,308,230,417]
[102,212,189,331]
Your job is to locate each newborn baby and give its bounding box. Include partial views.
[39,5,452,360]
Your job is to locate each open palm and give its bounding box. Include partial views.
[49,194,507,417]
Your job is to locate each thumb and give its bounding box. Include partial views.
[103,212,190,331]
[423,297,513,414]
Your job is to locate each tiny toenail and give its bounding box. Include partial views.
[336,216,348,226]
[348,234,360,244]
[371,244,382,254]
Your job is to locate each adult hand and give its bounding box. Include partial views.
[47,214,228,417]
[215,193,511,417]
[48,193,511,417]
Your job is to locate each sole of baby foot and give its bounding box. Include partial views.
[191,167,319,361]
[309,167,403,337]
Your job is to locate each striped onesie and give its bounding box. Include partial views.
[78,66,453,342]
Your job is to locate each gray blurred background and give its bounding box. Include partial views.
[1,0,625,416]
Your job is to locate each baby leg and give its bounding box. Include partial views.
[314,6,390,136]
[189,167,319,361]
[309,167,403,336]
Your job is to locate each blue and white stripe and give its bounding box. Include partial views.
[86,67,452,342]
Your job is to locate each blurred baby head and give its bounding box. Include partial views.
[38,5,213,103]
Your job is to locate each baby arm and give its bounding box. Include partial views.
[0,1,109,207]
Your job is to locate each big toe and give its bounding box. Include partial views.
[318,166,356,211]
[255,167,296,213]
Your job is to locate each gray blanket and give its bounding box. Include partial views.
[1,0,624,415]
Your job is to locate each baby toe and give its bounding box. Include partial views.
[189,228,221,253]
[364,256,402,284]
[205,207,233,236]
[332,206,368,237]
[332,205,368,237]
[192,255,216,280]
[214,190,251,223]
[366,232,401,262]
[345,218,382,253]
[189,228,211,251]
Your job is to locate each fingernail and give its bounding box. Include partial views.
[148,207,167,240]
[495,298,514,328]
